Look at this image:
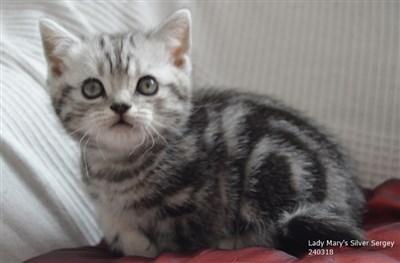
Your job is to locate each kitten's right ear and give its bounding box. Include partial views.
[150,9,192,69]
[39,19,79,76]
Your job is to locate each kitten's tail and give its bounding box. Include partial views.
[275,205,365,257]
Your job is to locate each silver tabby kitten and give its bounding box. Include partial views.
[40,10,365,258]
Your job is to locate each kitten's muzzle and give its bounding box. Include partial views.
[110,103,131,115]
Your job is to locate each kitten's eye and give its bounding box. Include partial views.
[136,76,158,96]
[82,78,105,99]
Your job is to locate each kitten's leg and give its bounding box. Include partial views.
[118,229,159,258]
[218,238,236,249]
[104,229,158,257]
[275,204,365,257]
[99,209,158,257]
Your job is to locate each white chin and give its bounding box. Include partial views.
[99,126,143,152]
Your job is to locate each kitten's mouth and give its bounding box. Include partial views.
[111,119,134,129]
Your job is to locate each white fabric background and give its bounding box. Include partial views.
[1,1,399,263]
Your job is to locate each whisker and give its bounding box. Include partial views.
[138,126,155,160]
[148,124,169,146]
[129,126,146,156]
[66,123,93,137]
[83,136,91,179]
[78,129,90,149]
[147,126,155,151]
[150,118,180,132]
[67,115,108,136]
[78,128,93,179]
[96,130,107,161]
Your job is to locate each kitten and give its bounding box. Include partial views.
[40,9,365,258]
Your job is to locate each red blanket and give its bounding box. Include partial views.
[25,179,400,263]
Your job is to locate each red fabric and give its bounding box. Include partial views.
[25,180,400,263]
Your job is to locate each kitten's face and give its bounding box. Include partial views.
[40,10,192,152]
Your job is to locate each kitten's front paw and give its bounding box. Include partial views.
[119,230,159,258]
[123,245,159,258]
[218,238,236,249]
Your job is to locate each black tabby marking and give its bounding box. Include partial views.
[158,202,197,219]
[125,54,130,74]
[129,34,136,47]
[54,85,74,115]
[99,37,105,49]
[115,38,123,71]
[247,153,297,220]
[105,52,113,74]
[98,62,104,76]
[270,129,327,201]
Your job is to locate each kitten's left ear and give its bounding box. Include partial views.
[39,19,79,76]
[151,9,192,69]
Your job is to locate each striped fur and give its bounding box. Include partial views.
[40,10,365,258]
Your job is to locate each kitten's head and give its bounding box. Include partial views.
[40,10,192,153]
